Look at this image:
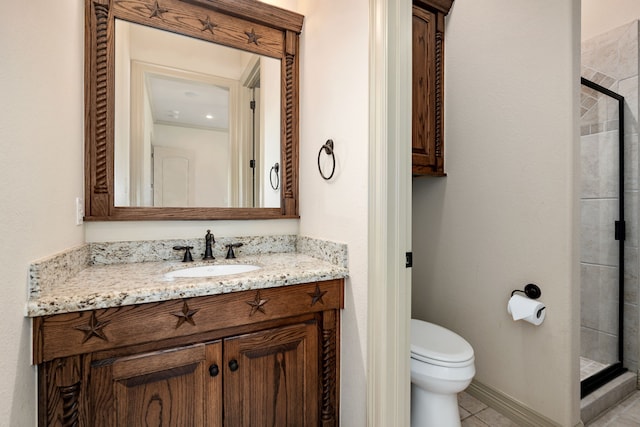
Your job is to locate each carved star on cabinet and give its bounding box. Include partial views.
[147,0,168,18]
[75,312,110,344]
[171,301,200,328]
[308,284,327,306]
[245,28,262,45]
[200,16,218,34]
[247,291,269,316]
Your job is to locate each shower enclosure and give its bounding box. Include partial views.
[579,77,626,398]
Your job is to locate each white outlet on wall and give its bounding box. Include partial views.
[76,197,84,225]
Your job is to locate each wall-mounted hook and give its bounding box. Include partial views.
[318,139,335,180]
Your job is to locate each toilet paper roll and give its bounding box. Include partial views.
[507,294,546,326]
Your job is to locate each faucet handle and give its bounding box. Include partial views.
[173,246,194,262]
[225,243,244,259]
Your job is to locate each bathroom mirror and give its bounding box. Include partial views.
[85,0,303,220]
[114,20,281,209]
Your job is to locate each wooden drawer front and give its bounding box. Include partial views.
[34,279,343,364]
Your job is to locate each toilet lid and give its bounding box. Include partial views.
[410,319,474,365]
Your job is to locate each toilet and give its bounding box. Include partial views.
[410,318,475,427]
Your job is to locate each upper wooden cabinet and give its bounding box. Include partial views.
[412,0,453,176]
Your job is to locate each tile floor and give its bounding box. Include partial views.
[585,390,640,426]
[458,388,640,426]
[580,356,609,381]
[458,392,521,426]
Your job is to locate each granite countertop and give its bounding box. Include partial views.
[26,236,349,317]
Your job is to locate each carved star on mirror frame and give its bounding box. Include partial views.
[308,284,327,306]
[200,16,218,34]
[171,300,200,328]
[245,28,262,45]
[247,291,269,316]
[147,0,168,18]
[75,311,111,344]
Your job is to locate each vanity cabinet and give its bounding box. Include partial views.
[33,279,342,427]
[412,0,453,176]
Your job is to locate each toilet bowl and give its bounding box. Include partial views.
[410,319,475,427]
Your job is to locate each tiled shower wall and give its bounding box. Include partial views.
[581,20,640,374]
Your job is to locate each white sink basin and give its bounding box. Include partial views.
[165,264,261,278]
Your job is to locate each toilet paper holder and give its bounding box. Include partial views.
[511,283,542,299]
[510,283,545,318]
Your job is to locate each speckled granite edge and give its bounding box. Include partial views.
[296,236,348,269]
[29,245,91,299]
[26,252,349,316]
[27,235,347,315]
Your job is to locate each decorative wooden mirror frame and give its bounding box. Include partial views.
[85,0,303,220]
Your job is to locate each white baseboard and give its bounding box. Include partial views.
[466,380,573,427]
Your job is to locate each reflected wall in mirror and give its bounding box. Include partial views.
[114,20,281,208]
[85,0,303,220]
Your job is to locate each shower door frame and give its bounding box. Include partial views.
[580,77,627,399]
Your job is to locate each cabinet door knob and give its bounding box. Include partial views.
[209,364,219,377]
[228,359,239,372]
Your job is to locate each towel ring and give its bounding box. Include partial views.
[270,162,280,190]
[317,139,335,180]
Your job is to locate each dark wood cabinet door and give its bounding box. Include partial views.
[223,321,319,427]
[89,341,222,427]
[412,1,452,176]
[413,5,438,173]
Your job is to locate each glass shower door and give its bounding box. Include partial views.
[579,77,626,398]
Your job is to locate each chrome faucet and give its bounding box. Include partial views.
[203,229,215,260]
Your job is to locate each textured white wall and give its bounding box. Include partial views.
[412,0,581,425]
[295,0,370,423]
[0,1,86,425]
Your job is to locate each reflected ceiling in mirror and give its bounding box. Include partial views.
[84,0,303,221]
[114,20,281,209]
[147,74,230,130]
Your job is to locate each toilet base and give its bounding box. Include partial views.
[411,384,461,427]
